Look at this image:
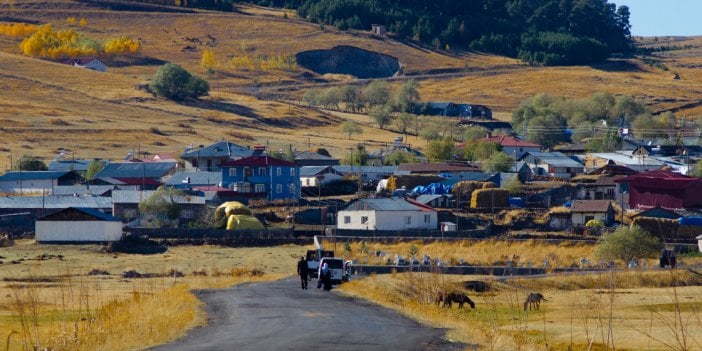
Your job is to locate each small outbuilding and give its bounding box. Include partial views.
[35,207,123,243]
[570,200,614,227]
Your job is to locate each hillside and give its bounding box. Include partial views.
[0,0,701,170]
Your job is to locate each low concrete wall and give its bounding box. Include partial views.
[126,227,294,239]
[349,265,605,276]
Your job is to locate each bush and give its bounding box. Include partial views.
[149,63,209,101]
[595,226,660,265]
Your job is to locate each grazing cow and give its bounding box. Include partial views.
[523,292,547,311]
[436,291,476,309]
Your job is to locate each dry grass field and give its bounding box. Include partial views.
[0,0,699,170]
[339,270,702,351]
[0,239,304,350]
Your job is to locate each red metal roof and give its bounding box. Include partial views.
[220,156,296,167]
[480,135,541,148]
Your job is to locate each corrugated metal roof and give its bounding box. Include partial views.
[48,159,93,172]
[528,152,584,167]
[0,196,112,209]
[165,172,221,186]
[300,166,326,177]
[111,190,206,204]
[342,197,431,212]
[571,200,612,213]
[38,207,121,221]
[180,141,253,159]
[95,162,176,178]
[294,150,338,161]
[415,194,444,204]
[0,171,70,181]
[52,185,137,196]
[220,156,296,167]
[333,165,398,174]
[590,153,665,166]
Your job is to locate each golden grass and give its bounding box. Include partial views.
[339,270,702,351]
[324,239,597,268]
[0,240,303,350]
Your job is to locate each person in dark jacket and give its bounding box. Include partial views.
[297,256,309,290]
[319,263,332,291]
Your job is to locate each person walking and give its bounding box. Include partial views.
[319,263,332,291]
[297,256,309,290]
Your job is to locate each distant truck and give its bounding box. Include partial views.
[306,249,334,279]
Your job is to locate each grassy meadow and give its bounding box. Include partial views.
[0,0,700,170]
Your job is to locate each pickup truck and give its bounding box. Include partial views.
[306,249,334,279]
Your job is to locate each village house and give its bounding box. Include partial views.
[367,136,426,166]
[93,161,177,189]
[585,152,665,173]
[180,141,255,172]
[371,24,387,36]
[64,57,108,72]
[294,150,340,167]
[570,200,615,227]
[479,134,541,159]
[0,171,83,194]
[520,152,584,179]
[573,164,637,201]
[111,189,207,226]
[424,102,492,119]
[35,207,122,243]
[397,161,480,175]
[332,165,397,182]
[0,195,113,228]
[165,171,222,189]
[336,197,437,231]
[300,166,344,187]
[616,170,702,210]
[220,155,300,202]
[415,194,452,209]
[48,159,95,176]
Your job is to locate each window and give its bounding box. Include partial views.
[255,184,265,193]
[228,168,237,177]
[276,184,282,193]
[361,216,368,224]
[277,167,282,176]
[305,178,311,186]
[124,208,137,219]
[405,216,411,225]
[181,209,194,219]
[344,216,351,224]
[258,167,266,176]
[290,168,296,176]
[424,214,431,223]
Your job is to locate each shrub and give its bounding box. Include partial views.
[149,63,209,101]
[595,226,660,265]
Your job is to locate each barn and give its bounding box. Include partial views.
[616,170,702,210]
[35,207,123,243]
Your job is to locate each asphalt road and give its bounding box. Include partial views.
[151,278,465,351]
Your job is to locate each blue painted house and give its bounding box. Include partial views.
[220,156,300,201]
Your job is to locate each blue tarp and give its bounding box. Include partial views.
[410,183,453,195]
[678,217,702,226]
[509,197,525,208]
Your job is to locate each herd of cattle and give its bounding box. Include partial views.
[435,291,547,311]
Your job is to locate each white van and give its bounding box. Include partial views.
[318,257,345,285]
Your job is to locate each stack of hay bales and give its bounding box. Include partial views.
[630,217,698,239]
[214,201,264,230]
[452,181,495,202]
[470,188,509,209]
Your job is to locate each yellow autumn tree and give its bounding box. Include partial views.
[386,176,397,192]
[104,36,141,55]
[200,48,216,72]
[79,18,88,26]
[0,22,37,37]
[66,16,77,25]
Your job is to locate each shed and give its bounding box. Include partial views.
[35,207,122,243]
[570,200,614,227]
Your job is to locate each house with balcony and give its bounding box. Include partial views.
[220,156,300,201]
[180,141,255,172]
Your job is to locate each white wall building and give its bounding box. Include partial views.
[35,207,122,242]
[336,197,437,231]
